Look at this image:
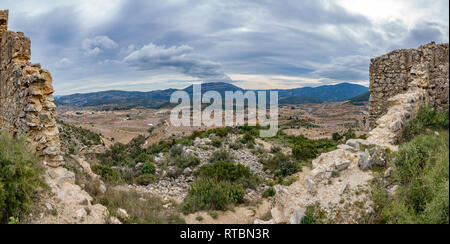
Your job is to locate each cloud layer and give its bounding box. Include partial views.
[2,0,448,94]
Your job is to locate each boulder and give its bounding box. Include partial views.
[346,139,372,151]
[289,208,306,224]
[183,167,193,175]
[117,208,129,220]
[305,178,317,193]
[254,219,276,224]
[135,163,144,171]
[358,147,387,170]
[335,160,350,171]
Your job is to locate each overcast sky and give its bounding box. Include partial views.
[3,0,449,95]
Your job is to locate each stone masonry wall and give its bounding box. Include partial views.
[0,10,63,167]
[369,42,449,129]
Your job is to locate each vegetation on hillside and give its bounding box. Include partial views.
[348,91,370,106]
[371,106,449,224]
[57,119,103,154]
[0,131,45,224]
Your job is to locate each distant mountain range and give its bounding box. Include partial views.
[55,82,369,109]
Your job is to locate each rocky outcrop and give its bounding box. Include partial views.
[0,9,62,167]
[1,10,108,224]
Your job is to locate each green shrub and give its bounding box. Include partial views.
[332,132,343,142]
[292,143,318,161]
[211,138,223,148]
[262,153,299,177]
[401,106,449,142]
[0,131,44,223]
[262,187,275,198]
[97,189,184,224]
[373,130,449,224]
[134,174,158,186]
[195,161,259,189]
[213,127,230,138]
[92,165,122,184]
[141,162,156,175]
[170,145,183,157]
[135,153,153,164]
[173,154,200,171]
[209,149,234,163]
[183,178,245,213]
[270,146,282,154]
[300,205,322,224]
[229,142,243,150]
[240,133,255,145]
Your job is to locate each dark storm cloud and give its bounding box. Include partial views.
[123,43,232,82]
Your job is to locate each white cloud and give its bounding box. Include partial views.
[82,36,118,56]
[55,57,71,66]
[229,74,324,90]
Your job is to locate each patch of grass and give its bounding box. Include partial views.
[300,205,324,224]
[229,141,243,150]
[92,164,122,184]
[261,153,299,177]
[0,131,45,224]
[141,162,156,175]
[134,174,158,186]
[195,161,259,189]
[211,137,223,148]
[270,146,282,154]
[183,178,245,213]
[262,187,275,198]
[96,189,184,224]
[401,106,449,142]
[372,131,449,224]
[209,149,234,163]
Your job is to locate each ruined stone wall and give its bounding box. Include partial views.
[369,42,449,128]
[0,10,63,167]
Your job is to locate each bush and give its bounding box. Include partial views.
[270,146,282,154]
[211,137,223,148]
[401,106,449,142]
[300,205,322,224]
[195,161,259,189]
[240,133,255,145]
[209,149,234,163]
[332,132,343,142]
[262,153,299,177]
[92,165,122,184]
[373,130,449,224]
[229,142,243,150]
[262,187,275,198]
[135,153,153,164]
[292,143,318,161]
[141,162,156,175]
[183,178,245,213]
[0,131,44,223]
[134,174,158,186]
[213,127,230,138]
[173,154,200,171]
[170,145,183,157]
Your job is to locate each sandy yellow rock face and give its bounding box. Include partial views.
[0,9,62,167]
[1,9,109,224]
